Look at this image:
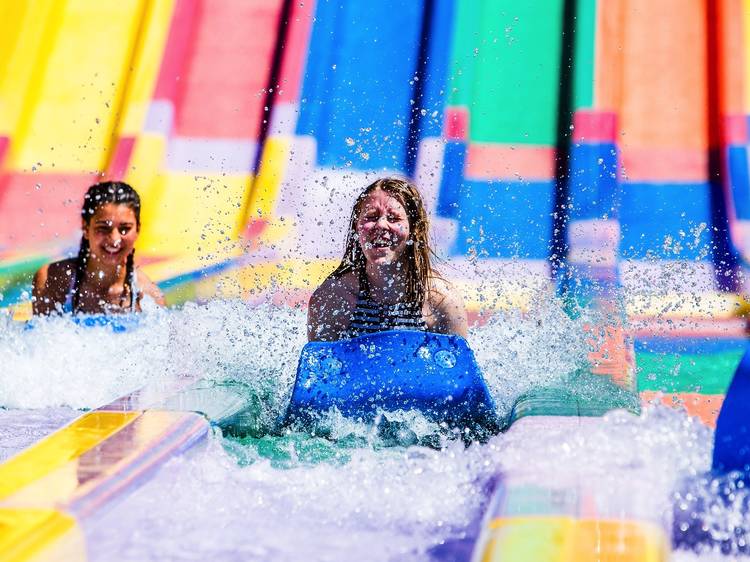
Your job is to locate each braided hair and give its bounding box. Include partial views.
[72,181,141,313]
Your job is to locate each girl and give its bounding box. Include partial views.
[307,177,467,341]
[33,181,165,315]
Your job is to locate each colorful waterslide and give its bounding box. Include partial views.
[1,0,750,560]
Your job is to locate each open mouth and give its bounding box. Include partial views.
[371,239,393,249]
[101,245,123,256]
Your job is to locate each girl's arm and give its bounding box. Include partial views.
[428,279,469,338]
[135,269,166,308]
[32,265,53,315]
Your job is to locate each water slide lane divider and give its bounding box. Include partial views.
[97,0,151,179]
[0,409,209,561]
[243,0,301,227]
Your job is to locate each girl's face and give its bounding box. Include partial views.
[356,189,411,267]
[83,203,139,267]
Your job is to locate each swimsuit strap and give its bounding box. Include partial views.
[63,261,138,314]
[357,266,371,299]
[128,266,139,312]
[347,267,426,337]
[62,267,77,314]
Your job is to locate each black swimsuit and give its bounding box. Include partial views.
[345,269,427,338]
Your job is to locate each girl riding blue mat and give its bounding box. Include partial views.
[32,181,164,315]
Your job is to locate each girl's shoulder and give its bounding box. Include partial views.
[427,275,459,303]
[35,258,77,288]
[312,271,359,303]
[425,274,468,337]
[32,258,77,314]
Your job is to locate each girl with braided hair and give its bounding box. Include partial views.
[307,177,467,341]
[32,181,164,315]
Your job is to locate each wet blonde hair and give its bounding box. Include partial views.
[331,177,436,305]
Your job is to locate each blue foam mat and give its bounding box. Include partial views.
[283,330,497,427]
[713,345,750,475]
[24,313,140,332]
[672,345,750,553]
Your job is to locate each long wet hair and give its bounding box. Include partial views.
[72,181,141,312]
[331,177,437,305]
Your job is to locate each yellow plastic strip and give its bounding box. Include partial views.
[0,411,140,501]
[481,516,668,562]
[245,136,291,221]
[625,292,750,319]
[0,508,84,562]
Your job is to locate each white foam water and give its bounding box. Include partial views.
[0,299,742,560]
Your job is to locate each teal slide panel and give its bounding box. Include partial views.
[508,368,640,426]
[467,0,564,145]
[572,0,596,110]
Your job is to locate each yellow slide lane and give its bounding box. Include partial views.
[0,508,85,562]
[138,172,253,258]
[0,0,60,142]
[5,0,148,173]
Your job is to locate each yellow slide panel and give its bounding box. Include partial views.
[118,0,176,137]
[0,411,139,502]
[0,0,60,139]
[0,509,85,562]
[138,173,253,257]
[125,133,168,208]
[7,0,148,172]
[479,516,668,562]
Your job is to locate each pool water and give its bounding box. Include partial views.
[0,299,745,560]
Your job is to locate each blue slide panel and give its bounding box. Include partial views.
[296,0,423,171]
[436,141,466,219]
[619,182,712,260]
[568,142,619,221]
[729,145,750,220]
[417,0,455,140]
[284,330,497,427]
[635,337,748,355]
[452,179,555,258]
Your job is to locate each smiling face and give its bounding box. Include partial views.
[355,189,411,267]
[82,203,139,267]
